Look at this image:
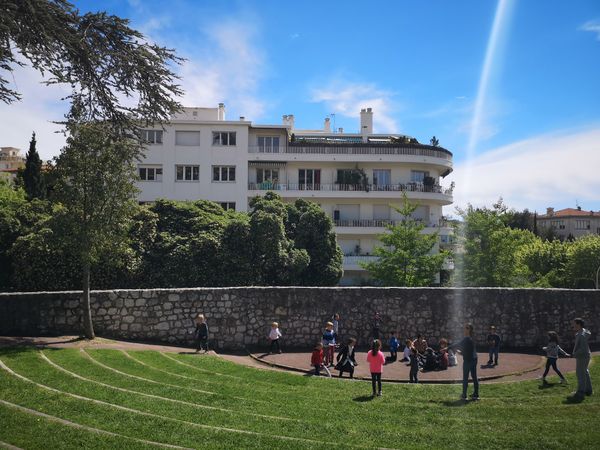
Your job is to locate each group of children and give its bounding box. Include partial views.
[196,313,579,397]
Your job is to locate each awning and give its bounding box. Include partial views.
[248,161,287,167]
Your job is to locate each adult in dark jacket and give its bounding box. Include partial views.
[336,338,357,378]
[450,323,479,400]
[571,317,593,399]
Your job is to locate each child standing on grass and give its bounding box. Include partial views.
[335,337,357,378]
[367,339,386,396]
[194,313,209,353]
[409,346,419,383]
[541,331,569,384]
[322,321,336,366]
[268,322,282,354]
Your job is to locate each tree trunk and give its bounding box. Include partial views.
[82,261,95,339]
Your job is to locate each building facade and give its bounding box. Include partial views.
[538,207,600,240]
[0,147,25,183]
[136,105,454,285]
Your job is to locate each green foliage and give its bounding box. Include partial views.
[22,132,46,200]
[518,238,570,287]
[566,234,600,288]
[362,196,448,286]
[455,201,537,286]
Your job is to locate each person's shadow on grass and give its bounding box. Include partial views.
[353,395,375,402]
[440,399,471,407]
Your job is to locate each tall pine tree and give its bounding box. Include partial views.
[23,132,46,200]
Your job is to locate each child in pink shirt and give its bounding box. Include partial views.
[367,339,386,397]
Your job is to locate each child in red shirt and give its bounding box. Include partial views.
[367,339,386,396]
[311,342,329,376]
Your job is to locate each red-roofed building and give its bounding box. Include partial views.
[538,207,600,239]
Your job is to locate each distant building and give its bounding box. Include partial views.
[136,104,454,285]
[0,147,25,183]
[538,207,600,239]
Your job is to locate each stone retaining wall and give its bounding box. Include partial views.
[1,288,598,350]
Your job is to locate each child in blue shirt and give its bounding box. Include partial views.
[388,331,399,362]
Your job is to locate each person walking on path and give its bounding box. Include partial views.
[541,331,569,385]
[571,318,593,399]
[311,343,330,376]
[409,346,419,383]
[322,322,336,366]
[372,312,382,340]
[367,339,386,397]
[268,322,283,354]
[194,313,209,353]
[451,323,479,401]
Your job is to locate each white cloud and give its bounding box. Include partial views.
[448,127,600,212]
[310,80,398,133]
[0,64,69,160]
[178,20,267,120]
[580,20,600,41]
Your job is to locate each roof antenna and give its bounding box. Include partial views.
[330,113,336,133]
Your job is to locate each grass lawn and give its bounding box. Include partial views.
[0,348,598,449]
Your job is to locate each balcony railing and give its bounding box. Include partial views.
[248,144,452,160]
[334,219,450,228]
[343,255,380,266]
[248,182,453,195]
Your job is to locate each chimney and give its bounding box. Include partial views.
[239,116,245,121]
[546,207,554,216]
[360,107,373,142]
[338,127,343,133]
[282,114,295,129]
[218,103,225,121]
[324,117,331,132]
[577,205,582,211]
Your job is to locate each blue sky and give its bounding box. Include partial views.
[3,0,600,213]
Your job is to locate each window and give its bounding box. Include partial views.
[411,170,429,182]
[219,202,236,211]
[175,165,199,181]
[575,220,590,230]
[212,166,236,182]
[141,130,163,144]
[138,165,163,181]
[550,220,565,230]
[212,131,236,146]
[257,168,279,183]
[175,131,200,146]
[258,136,280,152]
[299,169,321,190]
[373,169,391,187]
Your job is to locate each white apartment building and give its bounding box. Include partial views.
[137,105,454,285]
[0,147,25,183]
[538,207,600,240]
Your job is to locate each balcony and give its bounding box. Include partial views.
[248,144,452,160]
[343,255,379,270]
[248,182,453,195]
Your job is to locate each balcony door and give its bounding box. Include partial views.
[373,205,391,222]
[299,169,321,190]
[258,136,280,153]
[373,169,391,190]
[337,204,360,226]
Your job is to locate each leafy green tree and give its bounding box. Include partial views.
[54,122,139,338]
[22,132,46,200]
[455,201,536,286]
[287,199,343,286]
[430,136,440,147]
[566,235,600,288]
[1,0,182,133]
[518,238,569,287]
[220,218,256,286]
[361,196,448,286]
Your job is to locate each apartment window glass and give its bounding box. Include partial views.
[575,220,590,230]
[175,131,200,146]
[175,165,199,181]
[212,131,236,146]
[257,168,279,183]
[138,165,163,181]
[550,220,565,230]
[299,169,321,190]
[411,170,429,182]
[141,130,163,144]
[373,169,391,186]
[212,166,236,182]
[258,136,280,152]
[336,169,353,184]
[219,202,236,211]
